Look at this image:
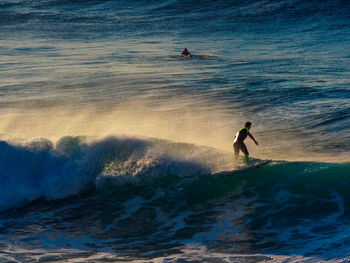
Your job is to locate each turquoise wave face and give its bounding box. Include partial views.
[1,136,350,261]
[1,135,349,214]
[0,136,214,211]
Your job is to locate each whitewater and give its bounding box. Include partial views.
[0,0,350,262]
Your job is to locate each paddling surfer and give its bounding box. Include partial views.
[233,122,259,164]
[181,48,192,58]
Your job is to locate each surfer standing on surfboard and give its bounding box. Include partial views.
[233,122,259,164]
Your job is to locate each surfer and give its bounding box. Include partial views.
[233,122,259,164]
[181,48,192,58]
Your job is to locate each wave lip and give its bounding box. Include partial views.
[0,136,217,212]
[0,137,94,211]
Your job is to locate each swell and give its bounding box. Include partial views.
[1,0,349,37]
[1,135,350,216]
[1,137,350,261]
[0,136,219,212]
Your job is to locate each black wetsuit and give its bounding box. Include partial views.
[233,127,250,155]
[181,49,191,58]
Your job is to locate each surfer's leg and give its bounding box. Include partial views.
[244,154,249,164]
[240,143,249,164]
[233,143,240,160]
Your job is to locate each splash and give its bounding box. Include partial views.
[0,136,230,211]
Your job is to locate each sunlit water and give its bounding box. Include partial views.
[1,0,350,262]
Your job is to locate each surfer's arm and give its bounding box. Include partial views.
[248,133,259,145]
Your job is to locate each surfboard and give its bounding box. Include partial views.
[214,160,272,177]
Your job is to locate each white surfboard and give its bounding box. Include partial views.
[214,160,272,176]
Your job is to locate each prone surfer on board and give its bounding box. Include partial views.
[233,122,259,164]
[181,48,192,58]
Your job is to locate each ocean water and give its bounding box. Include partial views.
[1,0,350,262]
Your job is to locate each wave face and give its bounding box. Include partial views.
[0,137,217,212]
[1,137,350,262]
[1,0,350,262]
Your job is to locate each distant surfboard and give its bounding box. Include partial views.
[214,160,272,176]
[179,54,215,59]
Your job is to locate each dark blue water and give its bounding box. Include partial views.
[1,0,350,262]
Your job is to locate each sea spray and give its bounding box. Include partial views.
[0,136,226,211]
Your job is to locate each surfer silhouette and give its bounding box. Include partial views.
[233,122,259,164]
[181,48,192,58]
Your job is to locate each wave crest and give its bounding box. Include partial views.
[0,136,221,211]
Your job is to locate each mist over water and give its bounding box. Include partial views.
[1,0,350,162]
[1,0,350,262]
